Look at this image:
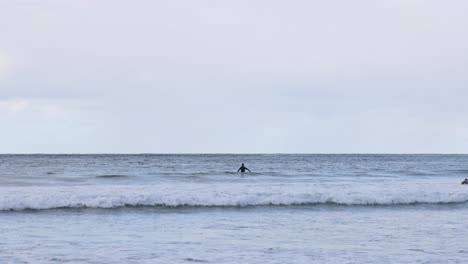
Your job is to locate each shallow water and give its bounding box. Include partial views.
[1,154,468,263]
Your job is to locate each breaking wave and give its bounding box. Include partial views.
[1,183,467,211]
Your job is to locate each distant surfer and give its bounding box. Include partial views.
[462,179,468,185]
[237,163,251,174]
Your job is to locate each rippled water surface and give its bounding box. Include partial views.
[1,154,468,263]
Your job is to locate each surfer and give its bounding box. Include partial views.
[462,179,468,185]
[237,163,251,173]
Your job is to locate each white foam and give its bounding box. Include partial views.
[1,182,467,210]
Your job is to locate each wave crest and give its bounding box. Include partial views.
[1,183,467,211]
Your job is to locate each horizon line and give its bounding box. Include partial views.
[0,153,467,155]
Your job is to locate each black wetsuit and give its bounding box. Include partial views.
[237,165,251,173]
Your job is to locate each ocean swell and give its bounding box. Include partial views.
[1,183,467,211]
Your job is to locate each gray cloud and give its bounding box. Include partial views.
[1,0,468,153]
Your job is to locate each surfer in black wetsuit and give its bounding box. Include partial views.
[237,163,251,173]
[462,179,468,185]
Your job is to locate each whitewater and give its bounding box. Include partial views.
[2,182,468,210]
[1,154,468,263]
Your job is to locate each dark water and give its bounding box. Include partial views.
[1,154,467,186]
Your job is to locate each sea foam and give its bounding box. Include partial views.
[1,183,467,210]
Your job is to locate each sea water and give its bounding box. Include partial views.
[1,154,468,263]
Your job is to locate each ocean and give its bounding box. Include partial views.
[1,154,468,263]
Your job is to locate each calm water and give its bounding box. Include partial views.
[1,154,468,263]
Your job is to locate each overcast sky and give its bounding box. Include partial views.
[1,0,468,153]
